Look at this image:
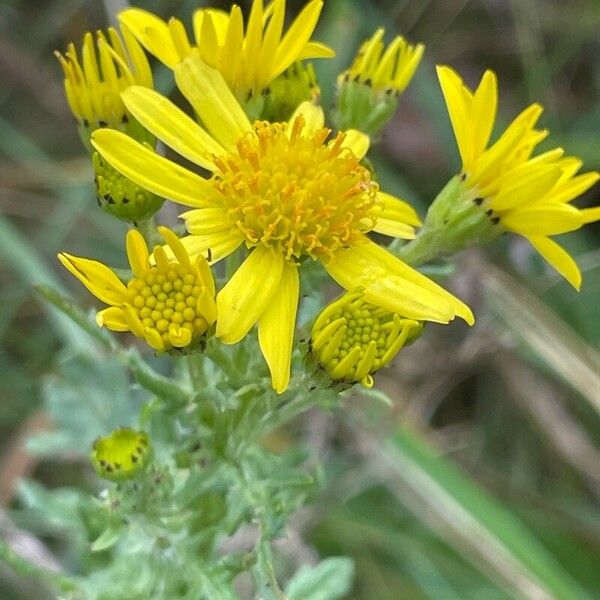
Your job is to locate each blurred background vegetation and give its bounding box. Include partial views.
[1,0,600,598]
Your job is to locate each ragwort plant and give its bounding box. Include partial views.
[12,1,599,598]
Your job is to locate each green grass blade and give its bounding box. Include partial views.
[482,263,600,414]
[0,214,84,350]
[371,426,591,600]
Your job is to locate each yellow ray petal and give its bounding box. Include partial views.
[96,306,129,331]
[371,219,416,239]
[550,171,599,205]
[378,191,422,227]
[126,229,149,277]
[158,226,191,268]
[91,129,215,208]
[174,52,252,150]
[502,203,583,236]
[393,43,425,92]
[220,5,244,85]
[490,165,562,212]
[167,17,192,60]
[120,22,153,88]
[193,8,229,47]
[582,206,600,224]
[243,0,265,88]
[81,32,100,88]
[471,69,497,160]
[121,86,224,171]
[437,65,472,170]
[297,40,335,60]
[145,328,166,351]
[118,8,180,67]
[179,231,244,265]
[122,303,145,338]
[289,101,325,134]
[197,12,220,65]
[180,207,234,235]
[260,0,285,84]
[341,129,370,160]
[168,324,193,348]
[258,261,299,393]
[58,252,128,305]
[526,235,581,290]
[272,0,324,78]
[323,239,474,324]
[216,246,284,344]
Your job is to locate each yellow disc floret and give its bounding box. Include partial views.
[212,116,380,261]
[311,288,423,388]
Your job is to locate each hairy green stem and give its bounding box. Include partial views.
[136,215,160,248]
[186,353,206,390]
[396,228,446,267]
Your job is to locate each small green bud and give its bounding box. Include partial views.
[93,151,163,222]
[310,288,423,388]
[260,62,320,122]
[91,427,152,482]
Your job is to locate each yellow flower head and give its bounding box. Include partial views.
[118,0,334,100]
[341,28,424,94]
[91,428,151,481]
[58,226,216,352]
[311,288,423,388]
[55,25,152,131]
[438,65,600,289]
[91,54,473,393]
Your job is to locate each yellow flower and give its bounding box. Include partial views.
[341,28,424,94]
[335,28,423,135]
[58,226,216,352]
[311,288,423,388]
[90,54,473,393]
[438,65,600,289]
[118,0,334,100]
[55,25,152,131]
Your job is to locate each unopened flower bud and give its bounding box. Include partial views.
[93,152,163,222]
[310,288,423,388]
[91,428,151,481]
[260,62,320,122]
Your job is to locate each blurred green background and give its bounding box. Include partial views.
[1,0,600,598]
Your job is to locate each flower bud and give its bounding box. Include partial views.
[93,151,163,222]
[310,288,423,388]
[334,29,424,137]
[91,428,152,482]
[260,62,320,122]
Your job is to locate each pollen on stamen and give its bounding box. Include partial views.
[210,116,380,261]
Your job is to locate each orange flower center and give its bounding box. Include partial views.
[211,117,379,261]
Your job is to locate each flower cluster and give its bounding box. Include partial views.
[56,0,598,396]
